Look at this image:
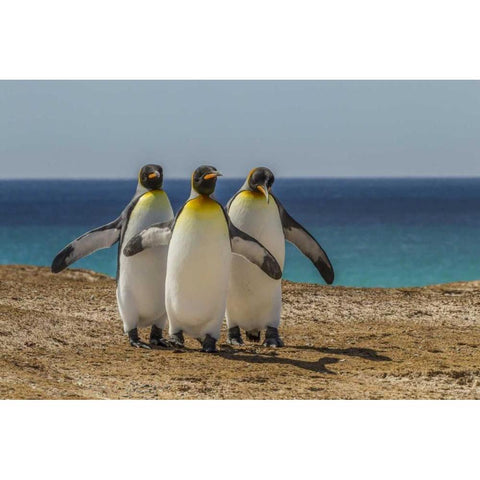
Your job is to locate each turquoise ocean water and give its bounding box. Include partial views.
[1,178,480,288]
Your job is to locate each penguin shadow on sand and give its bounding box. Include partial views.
[293,345,392,362]
[218,345,341,374]
[217,344,392,374]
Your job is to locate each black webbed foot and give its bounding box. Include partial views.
[149,325,170,348]
[168,331,185,348]
[263,326,284,348]
[246,329,261,343]
[128,328,151,349]
[227,326,244,346]
[201,334,218,353]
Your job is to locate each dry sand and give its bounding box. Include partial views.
[1,264,480,399]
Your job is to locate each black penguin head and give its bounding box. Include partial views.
[247,167,275,202]
[192,165,222,196]
[139,164,163,190]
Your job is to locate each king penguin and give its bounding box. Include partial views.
[123,165,282,353]
[225,167,334,347]
[51,164,174,349]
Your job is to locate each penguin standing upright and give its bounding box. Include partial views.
[51,164,174,348]
[123,165,282,353]
[225,167,334,347]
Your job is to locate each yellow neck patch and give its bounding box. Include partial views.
[240,189,265,199]
[136,190,169,210]
[183,195,223,217]
[238,190,270,206]
[233,190,273,213]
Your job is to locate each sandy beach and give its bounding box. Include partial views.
[1,264,479,399]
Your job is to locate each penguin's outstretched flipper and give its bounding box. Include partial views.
[51,217,123,273]
[123,220,173,256]
[229,221,282,280]
[272,194,334,285]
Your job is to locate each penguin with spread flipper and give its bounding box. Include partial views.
[123,165,282,353]
[51,164,174,349]
[225,167,334,347]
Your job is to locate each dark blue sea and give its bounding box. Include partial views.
[1,178,480,288]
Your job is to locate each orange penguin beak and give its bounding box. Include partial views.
[204,172,222,180]
[257,185,269,203]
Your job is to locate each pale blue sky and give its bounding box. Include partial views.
[0,80,479,178]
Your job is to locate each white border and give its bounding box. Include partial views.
[0,0,479,79]
[1,401,479,478]
[1,1,479,478]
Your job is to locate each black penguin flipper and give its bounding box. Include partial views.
[229,220,282,280]
[272,194,334,285]
[51,217,123,273]
[122,220,173,257]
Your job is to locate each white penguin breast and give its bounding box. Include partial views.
[226,191,285,329]
[229,192,285,266]
[165,200,231,333]
[123,191,174,244]
[118,191,174,318]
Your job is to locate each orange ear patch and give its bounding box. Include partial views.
[247,167,258,181]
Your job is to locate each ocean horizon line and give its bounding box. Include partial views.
[3,175,480,181]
